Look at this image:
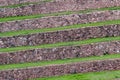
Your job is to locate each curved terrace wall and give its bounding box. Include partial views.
[0,41,120,64]
[0,59,120,80]
[0,10,120,32]
[0,0,120,18]
[0,24,120,48]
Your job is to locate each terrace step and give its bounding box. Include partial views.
[0,10,120,32]
[0,41,120,65]
[0,24,120,48]
[0,58,120,80]
[0,0,120,18]
[0,1,120,80]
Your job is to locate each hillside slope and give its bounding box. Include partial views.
[0,0,120,80]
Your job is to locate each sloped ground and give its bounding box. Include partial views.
[0,0,120,80]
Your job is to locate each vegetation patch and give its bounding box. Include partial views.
[30,70,120,80]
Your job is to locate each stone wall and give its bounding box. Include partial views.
[0,0,120,18]
[0,10,120,32]
[0,59,120,80]
[0,24,120,48]
[0,41,120,64]
[0,0,43,6]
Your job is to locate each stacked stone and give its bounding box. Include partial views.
[0,59,120,80]
[0,10,120,32]
[0,41,120,65]
[0,0,44,6]
[0,24,120,48]
[0,0,120,18]
[0,0,120,80]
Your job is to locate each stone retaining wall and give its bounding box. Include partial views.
[0,24,120,48]
[0,59,120,80]
[0,10,120,32]
[0,0,43,6]
[0,0,120,18]
[0,41,120,64]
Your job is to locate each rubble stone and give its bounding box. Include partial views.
[0,0,120,17]
[0,24,120,48]
[0,10,120,32]
[0,59,120,80]
[0,41,120,64]
[0,0,43,6]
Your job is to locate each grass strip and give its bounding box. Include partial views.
[0,19,120,37]
[0,36,119,53]
[0,6,120,23]
[30,70,120,80]
[0,0,53,8]
[0,54,120,71]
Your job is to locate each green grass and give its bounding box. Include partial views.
[0,0,53,8]
[0,36,120,53]
[0,54,120,71]
[30,70,120,80]
[0,6,120,23]
[0,19,120,37]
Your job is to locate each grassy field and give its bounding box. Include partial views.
[0,36,119,52]
[0,19,120,37]
[0,53,120,70]
[0,6,120,23]
[30,70,120,80]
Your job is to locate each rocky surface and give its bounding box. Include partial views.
[0,0,44,6]
[0,0,120,80]
[0,24,120,48]
[0,10,120,32]
[0,41,120,64]
[0,59,120,80]
[0,0,120,17]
